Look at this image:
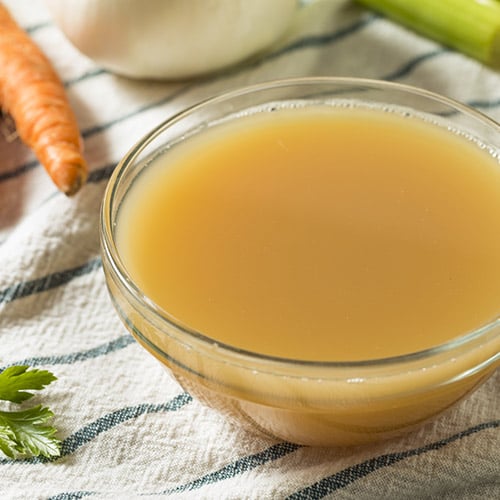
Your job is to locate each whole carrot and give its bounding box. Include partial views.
[0,3,87,195]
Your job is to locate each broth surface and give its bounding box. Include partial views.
[117,106,500,361]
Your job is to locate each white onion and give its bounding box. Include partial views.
[43,0,299,80]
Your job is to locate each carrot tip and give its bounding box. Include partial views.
[58,163,88,196]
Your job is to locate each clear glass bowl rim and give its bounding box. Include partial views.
[100,76,500,370]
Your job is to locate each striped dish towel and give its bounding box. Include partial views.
[0,0,498,498]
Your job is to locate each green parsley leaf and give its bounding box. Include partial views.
[0,366,61,459]
[0,365,57,403]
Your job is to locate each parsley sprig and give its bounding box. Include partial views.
[0,365,61,459]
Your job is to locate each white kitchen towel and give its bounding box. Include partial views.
[0,0,498,499]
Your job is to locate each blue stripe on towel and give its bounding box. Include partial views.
[64,69,107,88]
[2,160,120,216]
[59,394,193,457]
[467,97,500,111]
[287,420,500,499]
[0,159,39,182]
[48,493,94,500]
[87,162,117,184]
[25,21,51,34]
[0,257,102,304]
[47,491,94,500]
[0,393,193,466]
[162,442,302,495]
[0,334,135,372]
[383,49,448,81]
[265,14,376,62]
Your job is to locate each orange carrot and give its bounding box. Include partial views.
[0,3,87,195]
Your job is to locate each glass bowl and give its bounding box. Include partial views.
[100,77,500,447]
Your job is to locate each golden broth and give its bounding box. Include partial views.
[116,106,500,362]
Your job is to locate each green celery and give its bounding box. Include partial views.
[356,0,500,66]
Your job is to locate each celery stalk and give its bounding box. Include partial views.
[356,0,500,66]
